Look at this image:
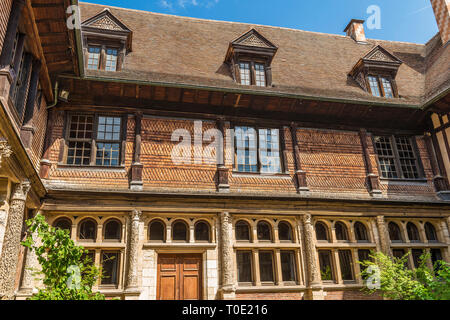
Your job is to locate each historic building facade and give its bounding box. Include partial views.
[0,0,449,300]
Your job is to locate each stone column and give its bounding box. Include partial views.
[447,217,450,236]
[301,214,323,300]
[0,139,12,168]
[0,180,30,300]
[219,212,235,299]
[376,216,390,255]
[124,209,141,299]
[17,212,42,299]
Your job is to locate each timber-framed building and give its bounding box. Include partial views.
[0,0,449,300]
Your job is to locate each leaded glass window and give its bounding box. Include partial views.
[96,116,121,166]
[235,126,258,173]
[258,251,274,282]
[87,47,101,70]
[105,48,118,71]
[254,63,266,87]
[235,126,282,174]
[239,62,251,85]
[368,75,381,97]
[374,135,421,180]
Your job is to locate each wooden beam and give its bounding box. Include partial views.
[24,0,53,101]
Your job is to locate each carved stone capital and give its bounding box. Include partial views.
[11,180,31,202]
[0,139,12,167]
[131,209,142,222]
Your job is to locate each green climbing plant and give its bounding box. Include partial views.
[21,214,105,300]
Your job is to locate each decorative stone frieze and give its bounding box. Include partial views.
[0,180,30,299]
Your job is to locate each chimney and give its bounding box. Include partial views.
[430,0,450,45]
[344,19,367,43]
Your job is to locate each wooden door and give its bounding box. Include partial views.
[157,254,202,300]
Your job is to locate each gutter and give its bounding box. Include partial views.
[46,81,59,109]
[56,74,422,110]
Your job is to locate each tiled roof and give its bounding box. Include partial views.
[79,2,449,107]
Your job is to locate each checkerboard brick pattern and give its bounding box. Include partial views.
[431,0,450,44]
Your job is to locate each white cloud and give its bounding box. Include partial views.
[160,0,218,10]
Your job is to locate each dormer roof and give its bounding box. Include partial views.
[225,29,278,63]
[82,8,133,52]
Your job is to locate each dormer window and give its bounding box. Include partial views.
[105,48,118,71]
[225,29,277,87]
[239,62,251,85]
[254,63,266,87]
[368,75,394,98]
[349,45,402,99]
[87,47,101,70]
[81,8,132,73]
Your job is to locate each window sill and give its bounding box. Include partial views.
[236,284,306,293]
[231,171,291,178]
[56,164,126,171]
[379,178,428,184]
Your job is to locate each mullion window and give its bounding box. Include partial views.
[395,136,420,179]
[105,48,118,71]
[367,75,394,98]
[66,114,122,167]
[373,136,399,178]
[235,126,282,174]
[87,46,101,70]
[374,135,421,180]
[95,116,122,166]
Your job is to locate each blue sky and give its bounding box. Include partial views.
[82,0,438,44]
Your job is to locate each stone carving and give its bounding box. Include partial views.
[126,209,142,290]
[367,49,393,62]
[89,16,123,31]
[376,216,390,254]
[240,33,271,48]
[0,180,30,299]
[220,212,235,296]
[302,214,321,285]
[0,139,12,168]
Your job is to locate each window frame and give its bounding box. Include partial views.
[236,59,268,87]
[100,250,121,287]
[236,250,254,285]
[366,74,397,98]
[148,219,166,243]
[78,218,98,242]
[103,218,122,242]
[232,124,285,174]
[372,135,424,181]
[63,112,127,168]
[85,43,122,72]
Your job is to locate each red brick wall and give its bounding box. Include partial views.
[141,117,217,191]
[0,0,12,50]
[235,292,304,300]
[297,128,368,197]
[43,114,439,200]
[29,95,48,171]
[324,289,382,300]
